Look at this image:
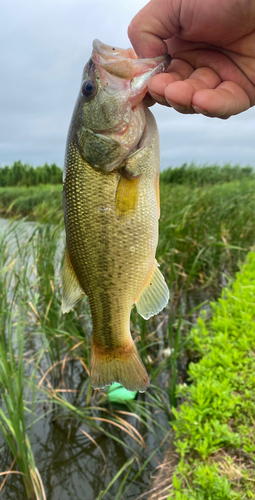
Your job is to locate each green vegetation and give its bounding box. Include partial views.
[0,220,171,499]
[1,162,255,498]
[2,160,254,189]
[2,164,255,299]
[158,178,255,296]
[0,223,46,499]
[161,163,255,186]
[0,184,62,221]
[0,161,62,187]
[168,252,255,499]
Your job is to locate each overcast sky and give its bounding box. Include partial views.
[1,0,255,171]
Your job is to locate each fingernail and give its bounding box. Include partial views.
[192,105,209,116]
[149,90,170,106]
[166,99,187,112]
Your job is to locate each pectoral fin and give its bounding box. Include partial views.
[135,261,169,319]
[116,173,139,215]
[61,247,86,313]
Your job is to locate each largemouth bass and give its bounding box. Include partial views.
[62,40,170,392]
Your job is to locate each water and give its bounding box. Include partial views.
[0,218,171,500]
[0,373,168,500]
[0,217,225,499]
[0,362,169,499]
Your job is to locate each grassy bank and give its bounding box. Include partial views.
[166,251,255,499]
[1,164,255,498]
[161,163,255,186]
[0,184,63,221]
[158,178,255,295]
[1,174,255,297]
[0,220,172,499]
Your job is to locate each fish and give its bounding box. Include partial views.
[62,39,170,392]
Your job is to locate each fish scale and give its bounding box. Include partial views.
[62,40,170,392]
[64,130,158,338]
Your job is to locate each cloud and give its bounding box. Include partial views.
[152,105,255,168]
[1,0,254,170]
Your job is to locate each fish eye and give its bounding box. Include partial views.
[81,79,97,98]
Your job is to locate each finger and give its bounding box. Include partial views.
[148,74,180,105]
[143,92,156,107]
[164,68,221,113]
[166,47,255,105]
[192,82,251,118]
[128,0,180,58]
[147,59,195,105]
[148,90,171,107]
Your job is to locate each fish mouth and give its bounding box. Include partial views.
[92,39,170,79]
[81,40,170,172]
[91,40,171,154]
[92,39,171,105]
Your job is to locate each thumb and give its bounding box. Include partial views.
[128,0,181,58]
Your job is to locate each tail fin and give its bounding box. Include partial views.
[90,341,149,393]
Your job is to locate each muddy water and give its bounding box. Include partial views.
[0,217,222,499]
[0,218,171,500]
[0,362,169,500]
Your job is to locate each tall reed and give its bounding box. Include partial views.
[0,222,45,499]
[1,169,255,498]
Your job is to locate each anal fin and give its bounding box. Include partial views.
[135,260,169,320]
[61,247,85,313]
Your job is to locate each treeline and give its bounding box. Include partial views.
[161,163,255,186]
[0,161,63,187]
[1,161,255,188]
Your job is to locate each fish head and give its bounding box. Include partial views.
[69,39,170,172]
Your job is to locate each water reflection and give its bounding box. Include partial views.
[0,214,225,500]
[0,218,171,499]
[0,400,168,500]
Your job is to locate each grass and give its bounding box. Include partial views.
[1,164,255,498]
[0,223,46,499]
[158,179,255,297]
[167,252,255,499]
[0,309,46,500]
[2,176,255,296]
[0,185,62,221]
[160,163,255,186]
[0,220,171,499]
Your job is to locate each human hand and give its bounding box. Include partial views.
[128,0,255,118]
